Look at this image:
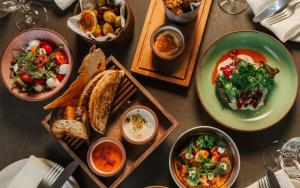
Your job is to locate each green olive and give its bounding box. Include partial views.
[97,0,106,6]
[115,27,122,35]
[102,23,114,36]
[114,16,121,28]
[103,11,116,24]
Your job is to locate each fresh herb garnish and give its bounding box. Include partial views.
[218,59,275,100]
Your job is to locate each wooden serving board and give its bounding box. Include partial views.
[42,56,179,188]
[131,0,212,87]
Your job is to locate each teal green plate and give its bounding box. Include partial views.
[196,31,298,132]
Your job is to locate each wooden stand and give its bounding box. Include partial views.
[131,0,212,87]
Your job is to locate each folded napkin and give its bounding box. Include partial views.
[247,0,300,42]
[246,169,295,188]
[6,155,50,188]
[54,0,77,11]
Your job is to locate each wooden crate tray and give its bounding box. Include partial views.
[42,56,179,188]
[131,0,212,87]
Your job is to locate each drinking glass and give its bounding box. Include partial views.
[218,0,248,15]
[280,137,300,180]
[0,0,48,31]
[263,138,300,180]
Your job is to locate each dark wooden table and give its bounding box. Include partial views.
[1,1,300,187]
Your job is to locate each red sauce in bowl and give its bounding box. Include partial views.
[91,141,123,173]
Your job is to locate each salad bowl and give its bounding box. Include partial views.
[196,31,298,131]
[0,28,73,101]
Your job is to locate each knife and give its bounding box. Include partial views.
[266,167,281,188]
[50,161,78,188]
[253,0,290,23]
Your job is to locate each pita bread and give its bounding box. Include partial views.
[88,70,124,134]
[44,46,106,110]
[78,70,114,109]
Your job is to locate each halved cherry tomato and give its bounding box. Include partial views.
[21,73,33,83]
[41,43,53,55]
[56,74,65,82]
[54,51,67,65]
[35,78,46,85]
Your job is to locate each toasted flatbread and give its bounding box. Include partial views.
[78,70,114,109]
[44,46,106,110]
[88,70,124,134]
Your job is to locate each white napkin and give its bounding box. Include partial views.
[247,0,300,42]
[6,155,50,188]
[54,0,77,11]
[246,169,295,188]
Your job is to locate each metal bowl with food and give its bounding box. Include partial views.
[169,126,240,188]
[163,0,201,24]
[150,25,185,60]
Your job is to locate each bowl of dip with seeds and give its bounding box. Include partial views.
[120,105,158,145]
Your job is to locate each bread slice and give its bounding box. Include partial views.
[44,46,106,110]
[51,119,89,139]
[88,70,124,134]
[50,106,89,140]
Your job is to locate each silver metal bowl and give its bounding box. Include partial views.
[169,126,240,187]
[163,1,200,24]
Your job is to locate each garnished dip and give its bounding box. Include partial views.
[212,49,279,111]
[123,111,155,142]
[154,29,183,56]
[121,106,158,145]
[91,141,123,173]
[174,135,233,188]
[10,39,69,94]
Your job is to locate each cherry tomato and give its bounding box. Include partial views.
[41,43,53,55]
[54,51,67,65]
[21,73,33,83]
[35,78,46,85]
[56,74,65,82]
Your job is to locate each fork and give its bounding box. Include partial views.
[37,163,64,188]
[267,2,300,25]
[257,172,270,188]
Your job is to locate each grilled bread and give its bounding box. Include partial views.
[88,70,124,134]
[44,46,106,110]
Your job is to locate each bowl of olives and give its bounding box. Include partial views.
[71,0,134,48]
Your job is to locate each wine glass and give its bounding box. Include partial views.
[0,0,48,31]
[263,138,300,180]
[218,0,248,15]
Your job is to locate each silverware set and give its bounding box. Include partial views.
[257,167,281,188]
[253,0,300,25]
[37,163,64,188]
[37,161,78,188]
[267,1,300,25]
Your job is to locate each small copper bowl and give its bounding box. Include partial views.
[87,137,126,177]
[150,25,185,60]
[120,105,159,145]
